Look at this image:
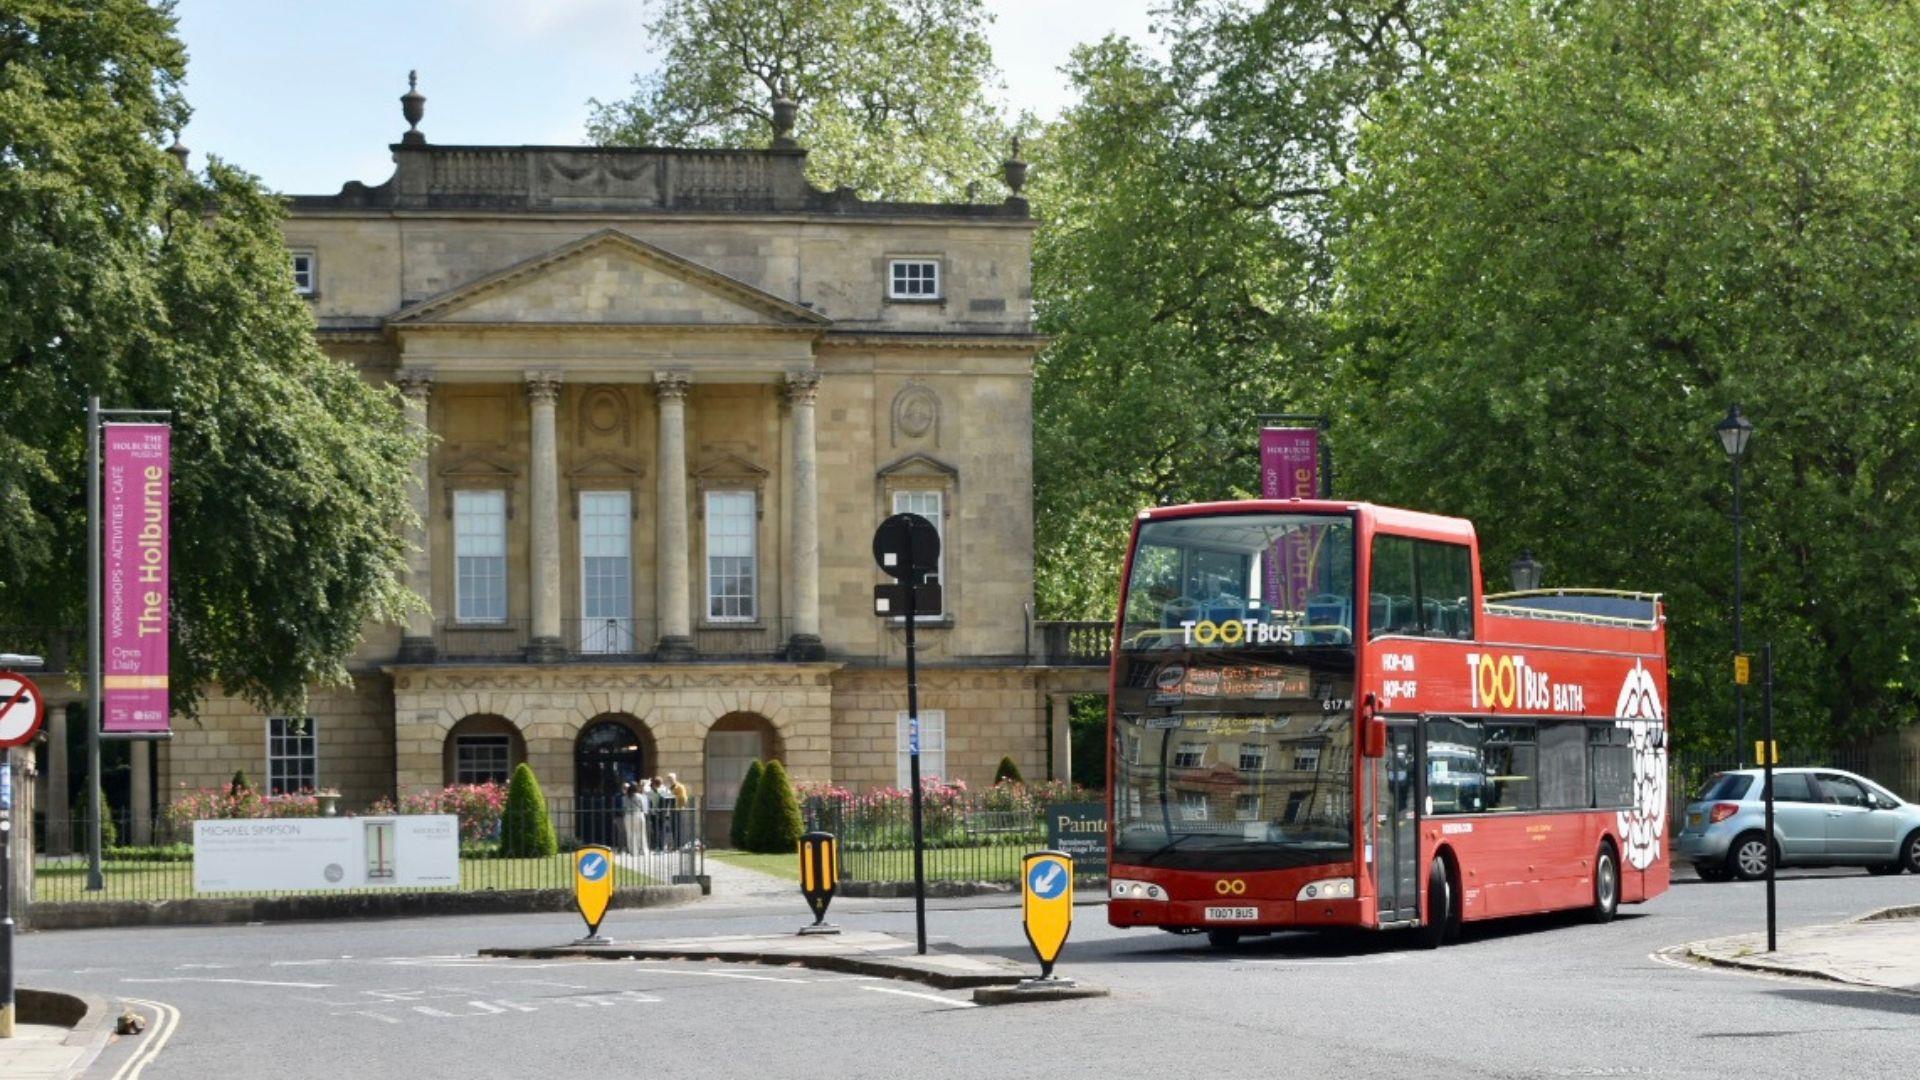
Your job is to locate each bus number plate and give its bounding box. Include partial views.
[1206,906,1258,921]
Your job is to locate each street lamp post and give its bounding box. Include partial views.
[1510,549,1544,592]
[1716,404,1754,766]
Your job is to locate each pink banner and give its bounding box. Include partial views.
[104,424,171,733]
[1260,428,1321,613]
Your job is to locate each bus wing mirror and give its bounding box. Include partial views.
[1360,695,1386,758]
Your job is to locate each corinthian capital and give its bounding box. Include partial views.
[655,369,693,401]
[524,370,563,404]
[395,368,434,401]
[783,369,822,406]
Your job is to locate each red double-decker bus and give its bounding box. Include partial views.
[1106,500,1670,947]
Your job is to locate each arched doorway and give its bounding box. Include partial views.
[574,715,653,847]
[442,714,525,787]
[704,713,783,845]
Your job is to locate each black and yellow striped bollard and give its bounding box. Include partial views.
[798,831,841,936]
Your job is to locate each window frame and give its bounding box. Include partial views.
[1368,533,1475,640]
[266,716,318,796]
[1172,742,1206,769]
[290,250,317,296]
[895,710,948,788]
[886,257,943,302]
[703,489,759,623]
[453,488,509,625]
[452,733,513,786]
[888,488,946,619]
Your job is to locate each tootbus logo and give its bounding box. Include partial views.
[1214,879,1247,895]
[1463,653,1585,713]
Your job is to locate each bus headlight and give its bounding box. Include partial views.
[1296,877,1354,900]
[1110,878,1168,901]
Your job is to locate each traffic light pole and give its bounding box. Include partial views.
[905,576,927,956]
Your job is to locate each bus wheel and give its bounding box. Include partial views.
[1417,857,1452,949]
[1591,843,1620,923]
[1206,930,1242,949]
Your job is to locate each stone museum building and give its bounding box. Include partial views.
[30,84,1111,841]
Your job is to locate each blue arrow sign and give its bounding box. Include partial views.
[1027,859,1067,900]
[579,852,609,882]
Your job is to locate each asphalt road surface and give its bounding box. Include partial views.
[20,867,1920,1080]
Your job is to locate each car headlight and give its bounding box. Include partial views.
[1110,878,1168,901]
[1296,877,1355,901]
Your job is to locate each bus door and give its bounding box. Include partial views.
[1373,722,1420,923]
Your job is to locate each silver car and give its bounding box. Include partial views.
[1676,767,1920,881]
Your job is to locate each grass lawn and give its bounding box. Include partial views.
[708,845,1024,885]
[31,854,652,903]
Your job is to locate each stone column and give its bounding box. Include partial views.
[526,371,565,661]
[783,370,824,660]
[654,371,695,659]
[45,701,69,854]
[395,369,436,662]
[129,739,153,845]
[1050,692,1075,782]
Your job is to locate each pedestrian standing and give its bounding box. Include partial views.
[668,772,690,848]
[624,781,650,858]
[653,774,676,849]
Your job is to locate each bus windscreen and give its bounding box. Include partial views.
[1120,514,1355,651]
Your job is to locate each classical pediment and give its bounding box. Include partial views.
[389,229,830,329]
[876,452,959,481]
[567,452,646,481]
[693,452,771,490]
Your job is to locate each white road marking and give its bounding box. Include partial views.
[112,998,179,1080]
[123,977,333,989]
[858,985,978,1008]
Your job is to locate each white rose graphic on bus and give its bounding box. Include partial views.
[1613,661,1667,870]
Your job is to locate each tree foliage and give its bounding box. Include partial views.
[1333,0,1920,745]
[500,763,558,858]
[0,0,423,718]
[745,759,803,854]
[729,758,764,850]
[1031,2,1453,618]
[587,0,1009,201]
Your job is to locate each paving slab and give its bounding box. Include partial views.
[481,929,1033,990]
[0,1024,91,1080]
[1685,904,1920,993]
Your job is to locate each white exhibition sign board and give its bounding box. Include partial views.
[193,815,460,892]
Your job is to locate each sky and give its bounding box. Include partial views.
[171,0,1164,195]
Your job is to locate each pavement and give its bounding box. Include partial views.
[481,928,1037,988]
[0,1024,96,1080]
[1685,904,1920,993]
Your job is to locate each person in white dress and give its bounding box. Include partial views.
[623,780,650,857]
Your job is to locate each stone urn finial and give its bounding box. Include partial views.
[401,70,426,145]
[771,96,799,150]
[166,133,190,171]
[1002,135,1028,199]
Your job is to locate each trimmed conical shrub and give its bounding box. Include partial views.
[994,756,1024,785]
[746,760,803,854]
[499,763,558,857]
[729,759,764,850]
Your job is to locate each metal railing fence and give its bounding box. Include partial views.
[28,799,701,904]
[801,788,1092,887]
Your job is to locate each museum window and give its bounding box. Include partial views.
[454,489,507,623]
[453,734,512,785]
[887,258,941,300]
[896,710,947,788]
[705,490,757,621]
[889,489,944,617]
[267,716,318,795]
[578,490,633,652]
[291,250,316,296]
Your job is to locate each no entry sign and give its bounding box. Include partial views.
[0,671,45,749]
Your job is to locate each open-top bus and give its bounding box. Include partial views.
[1106,500,1669,947]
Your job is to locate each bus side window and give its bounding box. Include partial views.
[1415,541,1474,639]
[1369,535,1417,637]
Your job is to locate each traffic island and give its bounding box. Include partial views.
[481,930,1031,990]
[971,979,1111,1006]
[1683,905,1920,993]
[0,989,116,1080]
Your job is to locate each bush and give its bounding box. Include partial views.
[499,763,558,857]
[368,783,507,845]
[994,756,1024,785]
[96,787,117,848]
[164,786,321,831]
[746,760,803,854]
[230,769,251,795]
[729,759,764,850]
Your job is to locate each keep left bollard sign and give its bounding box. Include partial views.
[574,846,614,943]
[1021,850,1073,979]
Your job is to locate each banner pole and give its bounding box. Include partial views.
[85,397,104,892]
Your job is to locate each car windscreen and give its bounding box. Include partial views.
[1696,773,1754,801]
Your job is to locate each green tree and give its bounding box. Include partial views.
[1031,2,1454,618]
[1333,0,1920,746]
[0,0,424,719]
[746,759,803,854]
[586,0,1009,201]
[729,759,764,850]
[993,756,1023,785]
[499,763,558,858]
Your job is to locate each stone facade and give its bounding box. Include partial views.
[40,91,1092,841]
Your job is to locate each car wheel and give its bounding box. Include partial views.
[1903,829,1920,875]
[1728,832,1772,881]
[1591,845,1620,923]
[1206,929,1242,949]
[1694,864,1729,883]
[1417,856,1452,949]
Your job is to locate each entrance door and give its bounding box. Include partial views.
[1373,723,1420,922]
[575,720,645,847]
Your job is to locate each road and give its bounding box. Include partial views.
[18,867,1920,1079]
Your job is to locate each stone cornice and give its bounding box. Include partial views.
[818,331,1049,351]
